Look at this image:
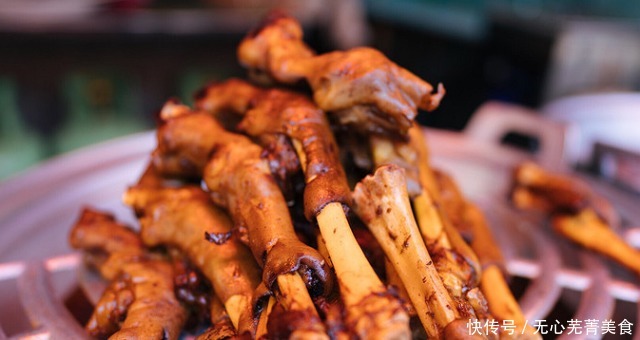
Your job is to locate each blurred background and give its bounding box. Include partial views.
[1,0,640,187]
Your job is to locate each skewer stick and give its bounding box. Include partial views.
[353,165,461,337]
[317,202,411,339]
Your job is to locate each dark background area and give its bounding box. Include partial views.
[1,0,639,178]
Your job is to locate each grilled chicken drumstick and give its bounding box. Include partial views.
[512,161,640,276]
[69,209,187,339]
[196,79,411,339]
[124,177,262,335]
[237,12,445,136]
[153,101,330,339]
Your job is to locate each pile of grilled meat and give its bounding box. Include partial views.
[68,11,563,340]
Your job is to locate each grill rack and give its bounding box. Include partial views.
[0,131,638,339]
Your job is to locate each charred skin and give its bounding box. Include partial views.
[154,101,331,337]
[511,161,619,226]
[255,133,302,197]
[237,12,444,137]
[85,274,134,338]
[199,80,410,339]
[266,301,326,340]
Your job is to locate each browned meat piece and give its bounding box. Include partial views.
[69,209,187,339]
[90,261,187,340]
[512,161,618,225]
[69,208,144,281]
[196,79,351,220]
[197,293,249,340]
[153,100,330,337]
[152,102,220,179]
[265,300,326,339]
[240,88,352,220]
[553,210,640,276]
[194,78,263,116]
[512,162,640,277]
[314,296,350,340]
[199,116,332,295]
[237,12,444,136]
[125,184,262,335]
[513,162,589,214]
